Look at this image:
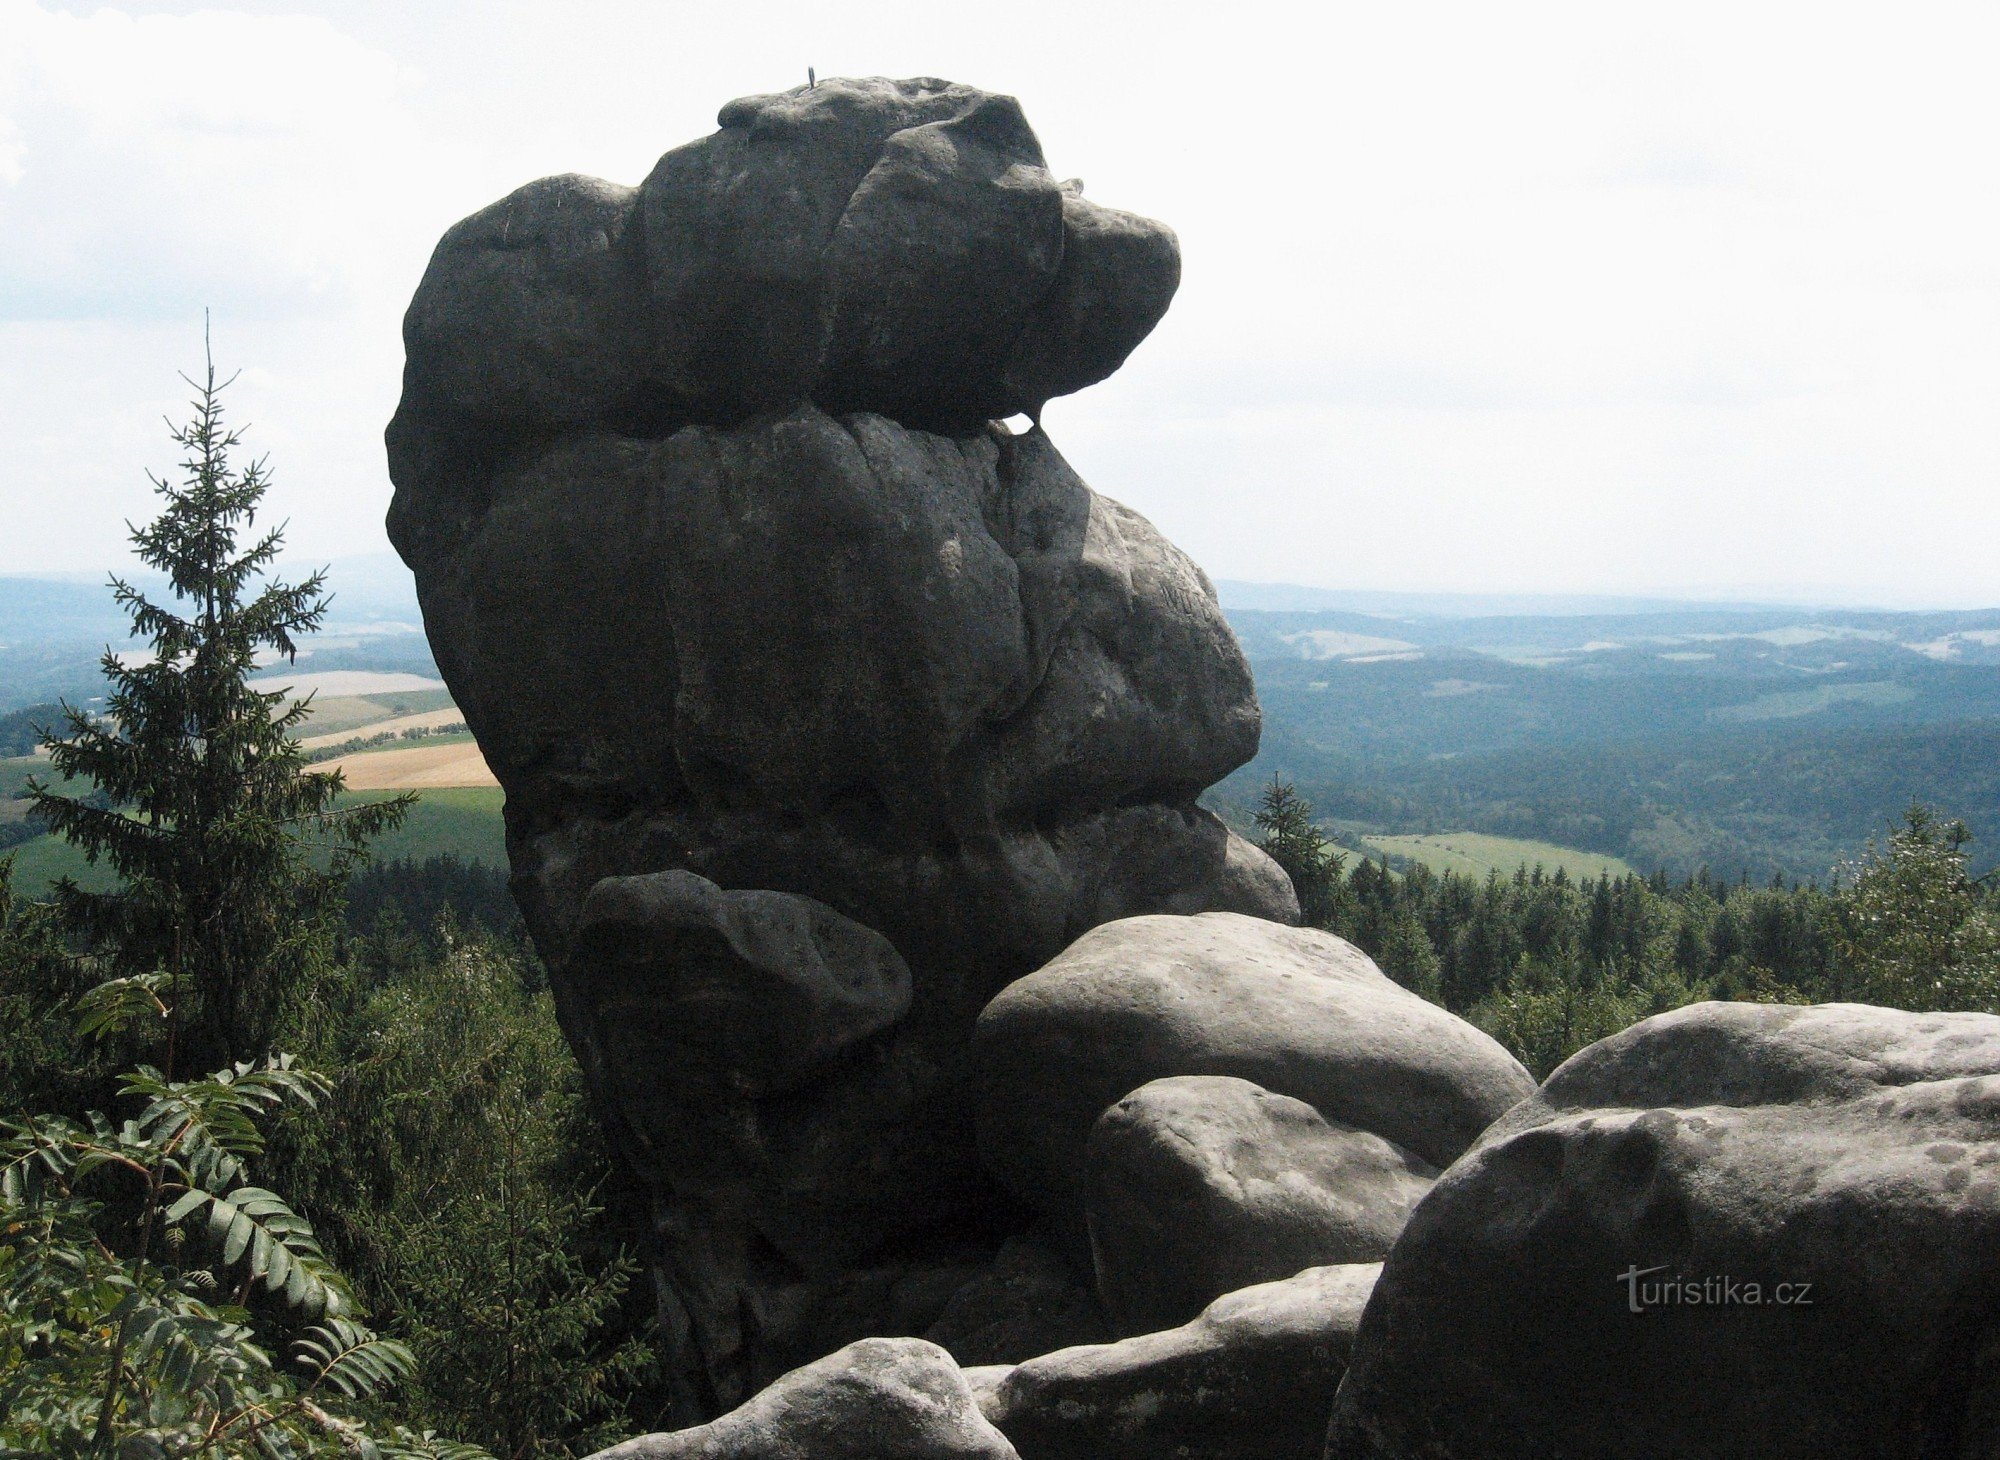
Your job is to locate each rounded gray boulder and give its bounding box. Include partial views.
[972,913,1534,1248]
[574,870,912,1099]
[590,1337,1016,1460]
[1326,1001,2000,1460]
[987,1263,1381,1460]
[1085,1075,1434,1335]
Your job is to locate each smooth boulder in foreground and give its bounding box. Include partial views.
[988,1263,1381,1460]
[590,1337,1017,1460]
[1327,1000,2000,1460]
[973,912,1534,1247]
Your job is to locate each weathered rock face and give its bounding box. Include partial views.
[1326,1001,2000,1460]
[1085,1076,1434,1335]
[387,78,1292,1419]
[972,913,1534,1256]
[590,1337,1017,1460]
[987,1263,1381,1460]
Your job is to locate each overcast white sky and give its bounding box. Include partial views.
[3,0,1997,606]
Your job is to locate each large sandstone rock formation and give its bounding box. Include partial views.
[1326,1001,2000,1460]
[387,77,1295,1419]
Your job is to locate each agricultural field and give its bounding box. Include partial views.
[0,685,509,896]
[271,685,456,736]
[1357,830,1637,881]
[298,707,467,750]
[341,787,507,867]
[317,736,495,789]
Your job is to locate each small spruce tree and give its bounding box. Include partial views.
[1253,776,1349,932]
[28,340,411,1071]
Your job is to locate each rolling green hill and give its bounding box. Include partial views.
[342,788,507,866]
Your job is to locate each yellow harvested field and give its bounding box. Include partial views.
[298,708,467,751]
[319,741,498,789]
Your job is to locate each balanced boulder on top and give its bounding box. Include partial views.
[394,77,1177,454]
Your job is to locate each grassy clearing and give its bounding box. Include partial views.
[1710,681,1915,723]
[1359,831,1636,881]
[3,753,82,829]
[340,787,507,867]
[0,829,119,894]
[1,755,47,802]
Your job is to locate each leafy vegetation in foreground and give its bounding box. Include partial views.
[0,865,665,1456]
[1256,781,2000,1078]
[0,978,457,1458]
[0,352,663,1456]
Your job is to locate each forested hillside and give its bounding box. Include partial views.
[1218,598,2000,879]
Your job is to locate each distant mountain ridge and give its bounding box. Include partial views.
[1212,580,1832,618]
[0,555,431,712]
[1218,599,2000,880]
[1224,605,2000,668]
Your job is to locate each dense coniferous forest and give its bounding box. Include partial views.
[1253,780,2000,1078]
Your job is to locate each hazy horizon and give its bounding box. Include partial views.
[4,0,1998,606]
[5,551,1997,620]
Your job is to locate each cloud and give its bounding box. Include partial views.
[0,1,430,321]
[0,0,1995,606]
